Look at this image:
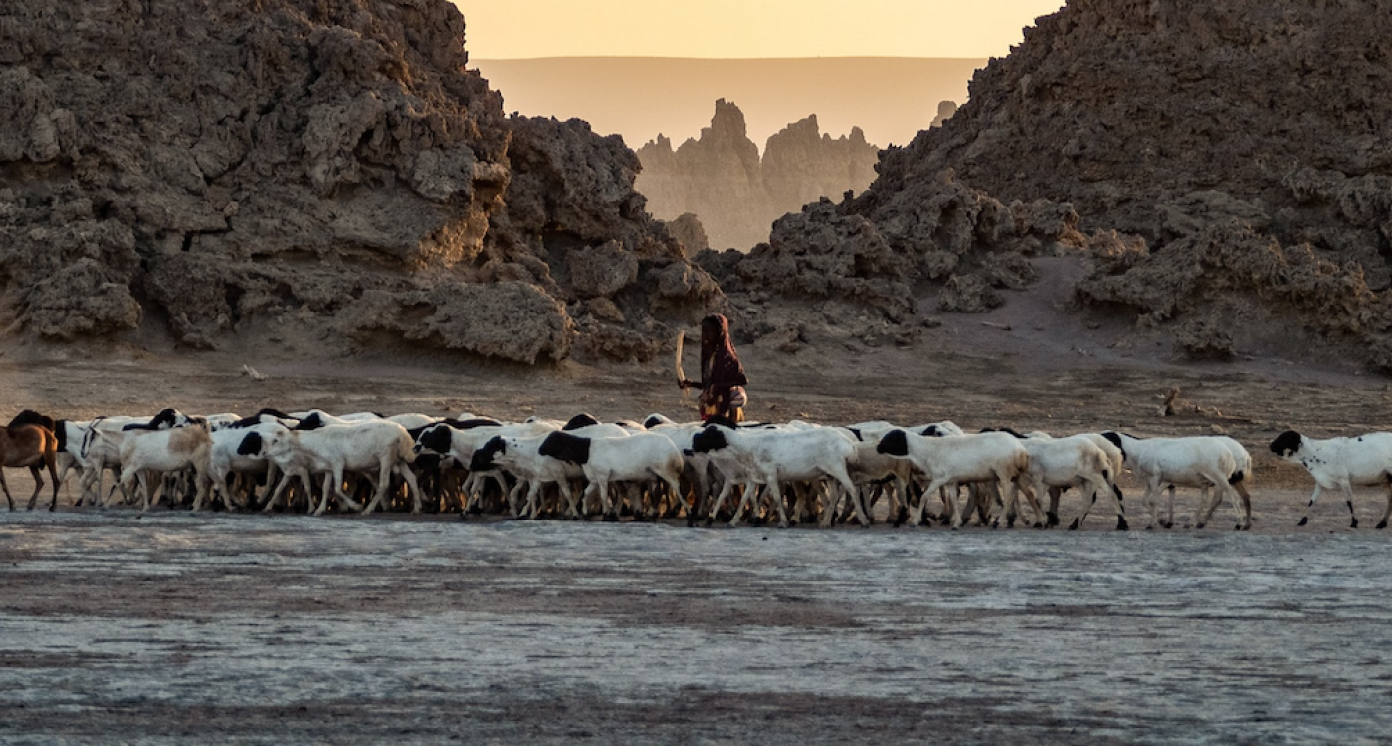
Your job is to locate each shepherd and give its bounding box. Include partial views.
[678,314,749,422]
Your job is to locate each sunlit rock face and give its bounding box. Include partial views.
[746,0,1392,370]
[0,0,720,363]
[635,99,880,251]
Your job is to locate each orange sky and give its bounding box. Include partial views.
[454,1,1067,60]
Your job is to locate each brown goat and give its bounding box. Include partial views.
[0,424,60,511]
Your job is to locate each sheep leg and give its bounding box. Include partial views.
[992,481,1016,529]
[209,471,234,512]
[579,482,598,519]
[507,478,529,517]
[1192,485,1213,528]
[1341,483,1359,529]
[1222,482,1248,531]
[826,471,868,527]
[709,480,736,526]
[1093,481,1127,530]
[661,473,684,519]
[1233,479,1252,530]
[997,478,1032,529]
[1015,477,1046,528]
[395,464,423,514]
[1047,486,1064,528]
[552,479,577,520]
[1069,482,1096,530]
[730,482,756,527]
[56,457,79,499]
[262,469,297,513]
[130,471,150,512]
[357,464,392,515]
[599,480,620,521]
[916,479,954,528]
[687,465,713,525]
[1164,485,1177,529]
[938,481,962,528]
[308,473,333,515]
[1296,484,1326,526]
[1070,476,1126,531]
[312,472,336,516]
[1377,478,1392,530]
[763,480,791,528]
[1141,480,1162,529]
[521,482,542,519]
[189,465,213,512]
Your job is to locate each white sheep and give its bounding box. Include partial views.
[691,423,863,528]
[1270,429,1392,529]
[204,421,286,511]
[534,430,684,520]
[95,420,213,512]
[1006,432,1126,531]
[1101,432,1249,530]
[876,429,1033,528]
[242,421,421,516]
[472,431,585,519]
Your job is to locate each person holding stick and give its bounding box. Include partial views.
[678,314,748,422]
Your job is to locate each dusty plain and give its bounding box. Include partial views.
[1,294,1391,744]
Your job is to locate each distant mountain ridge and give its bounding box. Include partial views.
[636,100,881,250]
[472,56,985,151]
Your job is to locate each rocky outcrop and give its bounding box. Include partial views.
[929,101,958,128]
[661,213,709,257]
[735,169,1087,319]
[635,100,880,250]
[751,0,1392,370]
[0,0,720,363]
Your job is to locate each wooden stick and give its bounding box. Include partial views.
[675,330,691,402]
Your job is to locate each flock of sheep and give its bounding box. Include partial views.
[0,406,1386,531]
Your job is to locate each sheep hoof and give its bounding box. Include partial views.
[1377,520,1388,530]
[1297,517,1309,526]
[1068,519,1080,531]
[1116,517,1129,531]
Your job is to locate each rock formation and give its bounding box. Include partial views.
[743,0,1392,370]
[635,100,880,250]
[0,0,720,363]
[928,101,958,128]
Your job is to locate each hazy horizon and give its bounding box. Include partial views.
[473,56,987,151]
[455,1,1066,59]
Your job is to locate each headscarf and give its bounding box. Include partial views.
[699,314,747,389]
